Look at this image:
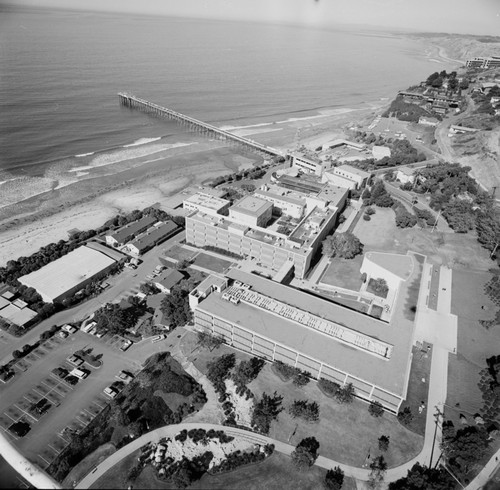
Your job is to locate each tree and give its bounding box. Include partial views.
[388,462,456,490]
[207,353,235,393]
[397,406,413,426]
[336,383,355,404]
[369,455,387,488]
[291,437,320,471]
[197,330,224,351]
[12,350,22,359]
[322,232,363,259]
[292,371,310,387]
[252,391,284,434]
[233,357,265,387]
[378,435,390,452]
[93,303,138,335]
[395,209,418,228]
[324,466,344,489]
[369,278,389,297]
[368,401,384,417]
[289,400,320,422]
[160,286,192,328]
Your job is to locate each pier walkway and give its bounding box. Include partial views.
[118,93,284,158]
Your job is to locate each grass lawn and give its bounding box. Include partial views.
[248,364,423,468]
[446,270,500,426]
[192,253,232,274]
[92,448,358,490]
[319,256,364,291]
[366,278,388,298]
[165,245,198,263]
[65,443,116,488]
[398,344,432,436]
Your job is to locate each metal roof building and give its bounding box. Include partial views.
[18,246,116,303]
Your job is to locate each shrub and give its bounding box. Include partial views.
[368,400,384,417]
[363,214,371,221]
[317,378,340,398]
[397,406,413,426]
[292,371,310,387]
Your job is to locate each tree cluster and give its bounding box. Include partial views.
[232,356,265,388]
[206,353,236,394]
[317,378,355,404]
[394,204,418,228]
[363,181,394,208]
[289,400,320,422]
[93,303,140,336]
[322,232,363,259]
[272,360,311,386]
[196,330,225,351]
[291,437,320,471]
[160,286,192,328]
[389,462,456,490]
[397,406,413,426]
[251,391,283,434]
[324,466,345,490]
[367,278,389,298]
[368,400,385,417]
[382,96,435,123]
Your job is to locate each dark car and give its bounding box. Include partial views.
[65,375,79,386]
[8,421,31,438]
[52,367,69,379]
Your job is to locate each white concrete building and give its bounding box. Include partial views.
[183,192,231,216]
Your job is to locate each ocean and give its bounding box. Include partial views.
[0,6,457,212]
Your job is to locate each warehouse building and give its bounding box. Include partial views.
[105,215,157,247]
[190,268,416,413]
[18,246,117,303]
[124,220,179,256]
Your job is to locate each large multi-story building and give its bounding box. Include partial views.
[466,56,500,69]
[190,268,416,413]
[186,183,348,279]
[322,164,371,190]
[183,192,231,217]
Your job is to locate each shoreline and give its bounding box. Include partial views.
[0,102,382,266]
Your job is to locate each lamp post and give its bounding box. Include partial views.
[430,405,444,467]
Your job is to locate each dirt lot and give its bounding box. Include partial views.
[353,208,493,271]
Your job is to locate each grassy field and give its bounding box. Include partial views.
[165,245,198,263]
[248,364,423,468]
[446,269,500,426]
[353,208,493,271]
[65,443,116,488]
[397,344,432,436]
[92,448,358,490]
[192,252,232,273]
[319,256,364,291]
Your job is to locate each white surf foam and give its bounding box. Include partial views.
[75,152,95,157]
[123,137,162,148]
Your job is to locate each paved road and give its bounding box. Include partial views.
[0,231,185,365]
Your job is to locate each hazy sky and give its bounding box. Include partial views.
[7,0,500,35]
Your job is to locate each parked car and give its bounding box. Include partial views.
[81,321,97,333]
[67,355,84,367]
[95,330,106,339]
[120,340,133,352]
[116,371,134,384]
[62,324,77,334]
[65,375,79,386]
[70,368,89,380]
[51,367,69,379]
[151,334,167,343]
[8,421,31,438]
[103,386,118,399]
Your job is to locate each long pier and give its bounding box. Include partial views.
[118,93,283,158]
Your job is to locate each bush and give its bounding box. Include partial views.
[397,406,413,426]
[368,400,384,417]
[363,214,371,221]
[317,378,340,397]
[289,400,320,422]
[292,371,310,387]
[365,206,375,215]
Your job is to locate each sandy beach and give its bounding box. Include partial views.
[0,103,383,266]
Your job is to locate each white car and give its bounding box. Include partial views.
[151,334,167,343]
[62,324,77,334]
[120,340,133,352]
[103,386,118,398]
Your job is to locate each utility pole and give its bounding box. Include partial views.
[491,242,499,259]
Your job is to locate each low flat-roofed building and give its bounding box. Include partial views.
[449,125,479,134]
[372,145,392,160]
[290,152,326,176]
[0,297,10,310]
[125,221,179,256]
[106,215,157,247]
[153,268,184,294]
[1,291,15,301]
[191,268,417,412]
[396,167,417,185]
[321,139,366,152]
[418,116,439,127]
[323,165,371,190]
[0,303,37,327]
[184,192,231,216]
[18,246,116,303]
[229,196,273,228]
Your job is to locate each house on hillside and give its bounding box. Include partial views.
[396,167,417,185]
[418,116,439,127]
[153,269,184,294]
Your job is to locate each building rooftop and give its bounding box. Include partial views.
[198,268,416,396]
[184,192,230,211]
[315,185,349,208]
[130,221,179,253]
[254,189,304,207]
[155,268,184,291]
[85,241,127,262]
[18,246,116,302]
[334,165,371,179]
[0,303,37,326]
[230,196,273,217]
[0,297,10,309]
[109,215,157,243]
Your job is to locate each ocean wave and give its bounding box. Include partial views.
[75,152,95,157]
[123,137,162,147]
[0,176,56,209]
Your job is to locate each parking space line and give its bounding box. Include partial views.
[48,444,60,454]
[38,454,51,467]
[4,412,18,422]
[32,387,45,398]
[58,433,70,444]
